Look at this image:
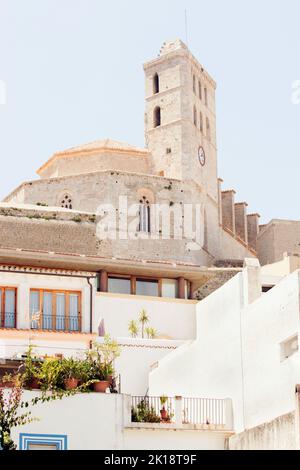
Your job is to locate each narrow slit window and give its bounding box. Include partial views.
[153,106,161,128]
[193,106,197,127]
[153,73,159,94]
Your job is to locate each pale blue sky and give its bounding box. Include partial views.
[0,0,299,223]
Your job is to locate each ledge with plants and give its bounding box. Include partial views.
[2,335,121,394]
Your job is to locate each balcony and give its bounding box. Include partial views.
[30,314,81,332]
[0,312,16,329]
[131,395,233,430]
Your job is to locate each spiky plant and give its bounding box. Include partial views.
[139,310,149,338]
[128,320,139,338]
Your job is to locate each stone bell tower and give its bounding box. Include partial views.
[144,39,218,203]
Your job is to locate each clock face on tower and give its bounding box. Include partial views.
[198,146,206,166]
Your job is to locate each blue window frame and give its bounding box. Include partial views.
[19,433,68,450]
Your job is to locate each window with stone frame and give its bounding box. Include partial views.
[153,106,161,128]
[206,117,211,141]
[138,197,151,233]
[193,106,197,127]
[200,112,203,133]
[153,73,159,94]
[61,194,73,209]
[198,80,202,100]
[204,87,208,106]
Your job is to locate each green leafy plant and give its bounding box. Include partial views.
[145,327,157,339]
[131,399,160,423]
[86,336,120,382]
[61,358,83,381]
[160,395,168,406]
[19,346,42,388]
[128,320,139,338]
[39,358,64,391]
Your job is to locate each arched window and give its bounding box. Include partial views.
[153,106,161,127]
[200,112,203,132]
[138,197,151,233]
[61,194,72,209]
[206,117,211,141]
[153,73,159,94]
[193,106,197,127]
[198,81,202,100]
[193,75,196,94]
[204,87,208,106]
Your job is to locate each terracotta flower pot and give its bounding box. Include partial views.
[93,380,110,393]
[160,407,168,421]
[64,377,79,390]
[27,377,40,390]
[0,380,14,388]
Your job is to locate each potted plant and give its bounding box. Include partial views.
[91,362,111,393]
[61,358,82,390]
[38,357,64,391]
[19,346,42,390]
[86,336,120,393]
[160,395,169,421]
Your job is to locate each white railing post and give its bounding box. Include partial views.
[123,394,132,427]
[224,398,233,430]
[175,396,183,427]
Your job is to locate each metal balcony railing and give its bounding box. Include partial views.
[131,395,229,427]
[131,395,175,421]
[0,312,16,329]
[182,397,226,426]
[30,314,81,332]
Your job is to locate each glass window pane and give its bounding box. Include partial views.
[69,294,79,331]
[30,291,40,330]
[43,292,53,330]
[4,289,15,328]
[56,293,66,331]
[161,279,178,299]
[108,277,131,295]
[0,290,2,327]
[136,279,158,297]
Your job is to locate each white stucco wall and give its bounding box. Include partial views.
[149,263,300,435]
[107,337,184,395]
[11,391,228,450]
[123,428,227,450]
[242,271,300,429]
[94,293,197,340]
[148,273,245,431]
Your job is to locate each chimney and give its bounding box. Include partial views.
[247,213,260,250]
[234,202,248,244]
[221,190,236,234]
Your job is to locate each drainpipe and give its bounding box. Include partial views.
[86,277,94,334]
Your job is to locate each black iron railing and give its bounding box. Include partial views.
[0,312,16,329]
[30,314,81,332]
